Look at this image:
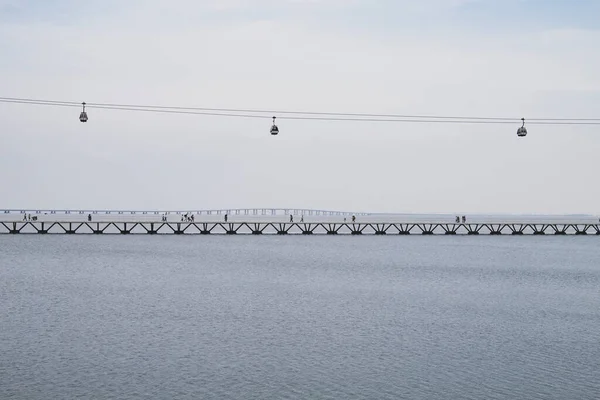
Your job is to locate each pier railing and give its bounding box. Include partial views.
[0,208,368,217]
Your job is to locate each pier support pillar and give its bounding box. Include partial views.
[173,223,184,234]
[64,223,76,234]
[119,223,131,235]
[38,223,48,234]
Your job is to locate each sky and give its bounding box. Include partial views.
[1,0,599,214]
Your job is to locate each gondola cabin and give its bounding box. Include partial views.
[79,102,88,123]
[517,118,527,137]
[270,116,279,135]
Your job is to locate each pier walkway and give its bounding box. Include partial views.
[2,209,598,236]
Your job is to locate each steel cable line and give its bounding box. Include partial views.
[77,104,521,124]
[0,98,514,123]
[1,96,600,125]
[0,96,516,121]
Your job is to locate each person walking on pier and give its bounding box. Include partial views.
[462,215,467,223]
[300,215,304,223]
[224,214,228,222]
[88,214,92,222]
[352,215,356,223]
[290,215,294,223]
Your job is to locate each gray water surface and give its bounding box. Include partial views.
[1,236,599,399]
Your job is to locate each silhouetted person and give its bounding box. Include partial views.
[352,215,356,223]
[88,214,92,222]
[290,215,294,223]
[224,214,228,222]
[300,215,304,223]
[455,216,460,223]
[462,216,466,223]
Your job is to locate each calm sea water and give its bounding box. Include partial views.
[1,236,599,399]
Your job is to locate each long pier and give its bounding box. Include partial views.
[2,221,599,235]
[2,209,598,236]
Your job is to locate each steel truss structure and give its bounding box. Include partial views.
[2,221,599,235]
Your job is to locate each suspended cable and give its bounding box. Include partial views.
[1,96,600,125]
[0,96,516,121]
[89,104,521,124]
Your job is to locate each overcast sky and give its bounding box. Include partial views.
[1,0,599,214]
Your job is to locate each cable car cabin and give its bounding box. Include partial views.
[516,117,527,137]
[270,116,278,135]
[79,102,88,123]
